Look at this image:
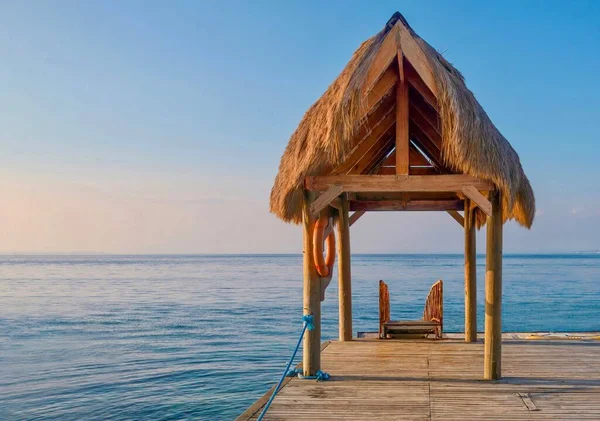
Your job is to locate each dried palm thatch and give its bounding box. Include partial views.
[270,12,535,228]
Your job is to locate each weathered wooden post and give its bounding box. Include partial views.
[464,198,477,342]
[336,193,352,341]
[484,190,503,380]
[302,190,321,376]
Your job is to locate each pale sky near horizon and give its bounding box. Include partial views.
[1,0,599,254]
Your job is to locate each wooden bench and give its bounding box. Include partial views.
[379,279,443,339]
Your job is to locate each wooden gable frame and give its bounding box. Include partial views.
[311,19,493,217]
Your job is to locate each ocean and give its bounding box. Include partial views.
[1,254,599,420]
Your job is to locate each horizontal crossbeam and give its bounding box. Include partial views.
[305,175,495,193]
[350,200,464,212]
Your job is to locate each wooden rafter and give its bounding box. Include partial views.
[405,60,438,111]
[410,123,443,168]
[395,22,438,97]
[362,66,398,117]
[355,128,396,175]
[306,175,495,193]
[410,144,432,166]
[410,103,442,150]
[332,101,395,175]
[409,87,440,134]
[363,25,401,94]
[353,94,396,147]
[381,150,396,167]
[380,148,425,167]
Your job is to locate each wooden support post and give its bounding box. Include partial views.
[302,190,321,376]
[464,199,477,342]
[396,52,409,175]
[484,190,503,380]
[337,194,352,341]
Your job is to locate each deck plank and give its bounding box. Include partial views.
[238,339,600,420]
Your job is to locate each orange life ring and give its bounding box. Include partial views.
[313,214,335,277]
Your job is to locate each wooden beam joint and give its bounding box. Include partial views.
[462,185,493,217]
[310,185,343,216]
[349,211,365,226]
[447,210,464,227]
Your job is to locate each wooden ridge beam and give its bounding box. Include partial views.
[462,185,492,216]
[447,210,464,226]
[306,175,495,193]
[350,199,464,212]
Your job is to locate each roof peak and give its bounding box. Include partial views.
[385,11,412,32]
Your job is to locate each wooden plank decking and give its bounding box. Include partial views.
[238,337,600,420]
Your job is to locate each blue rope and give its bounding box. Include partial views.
[286,367,302,377]
[316,370,330,381]
[297,369,331,381]
[257,314,314,421]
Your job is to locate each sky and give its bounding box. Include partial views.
[1,0,599,254]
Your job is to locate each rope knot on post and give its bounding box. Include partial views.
[256,313,319,420]
[315,370,330,381]
[286,367,302,377]
[302,314,315,331]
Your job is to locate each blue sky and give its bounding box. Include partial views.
[1,0,599,253]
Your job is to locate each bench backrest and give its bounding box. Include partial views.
[422,280,443,330]
[379,280,390,338]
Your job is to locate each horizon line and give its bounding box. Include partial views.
[0,251,598,256]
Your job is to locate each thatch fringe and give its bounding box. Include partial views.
[270,12,535,228]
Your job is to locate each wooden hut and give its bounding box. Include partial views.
[269,12,534,381]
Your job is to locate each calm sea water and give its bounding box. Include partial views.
[1,254,599,420]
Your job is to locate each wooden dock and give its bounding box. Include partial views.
[237,336,600,420]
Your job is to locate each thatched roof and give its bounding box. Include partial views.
[270,12,535,228]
